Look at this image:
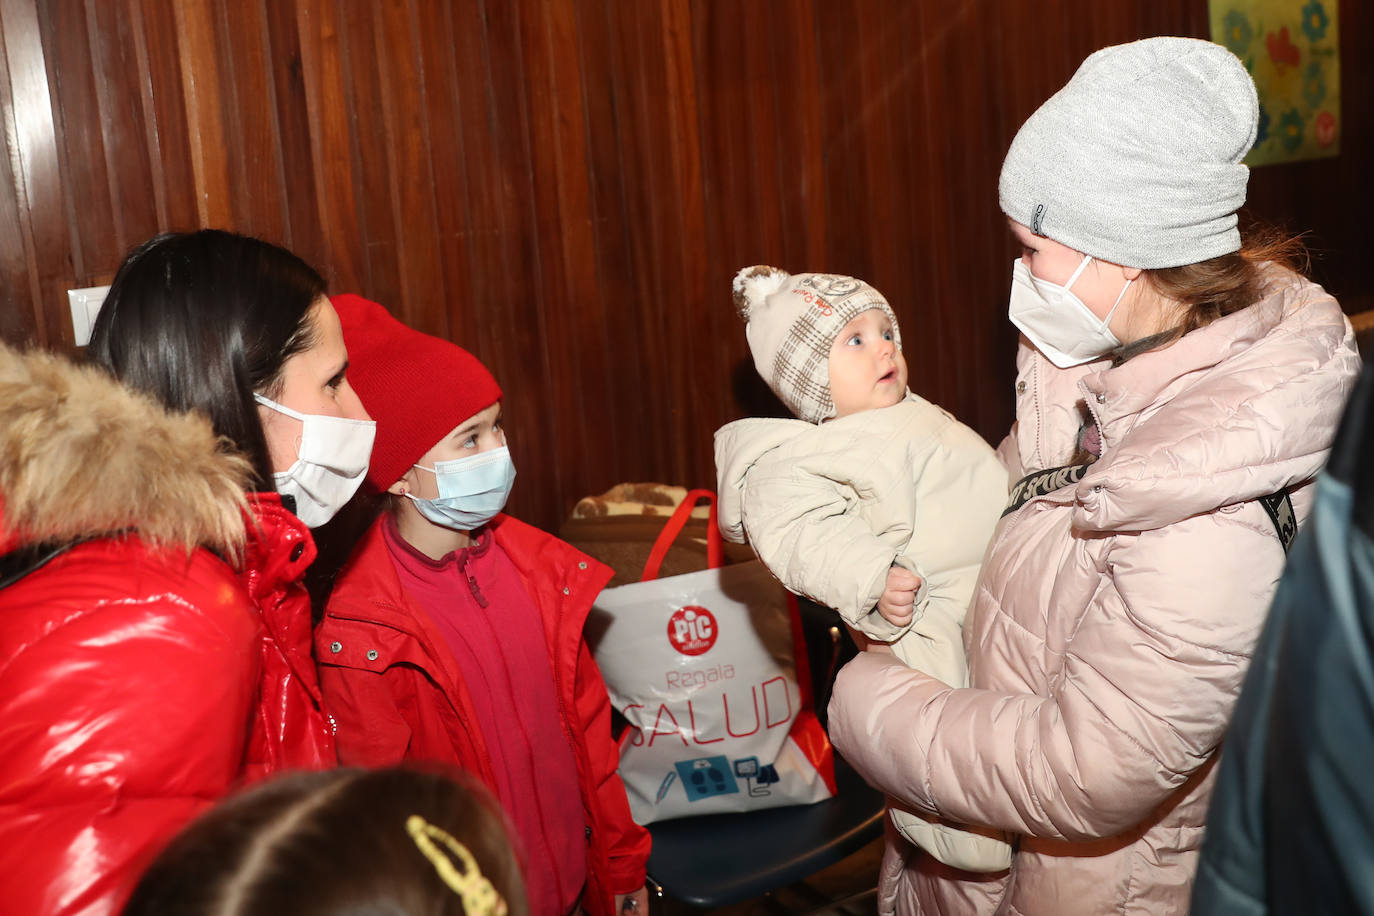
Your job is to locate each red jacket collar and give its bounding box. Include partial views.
[239,492,316,600]
[324,512,612,641]
[381,515,494,570]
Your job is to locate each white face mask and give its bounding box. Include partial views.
[1007,257,1132,369]
[407,446,516,532]
[253,394,376,527]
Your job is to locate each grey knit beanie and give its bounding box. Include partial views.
[999,37,1259,269]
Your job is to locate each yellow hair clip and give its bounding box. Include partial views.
[406,815,509,916]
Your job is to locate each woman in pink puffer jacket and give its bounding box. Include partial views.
[827,37,1361,916]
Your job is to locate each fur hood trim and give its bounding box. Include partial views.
[0,343,250,556]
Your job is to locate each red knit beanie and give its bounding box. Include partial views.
[332,294,502,493]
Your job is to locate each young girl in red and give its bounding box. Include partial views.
[317,295,649,916]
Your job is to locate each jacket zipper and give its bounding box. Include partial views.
[1080,375,1111,453]
[1029,359,1045,471]
[549,566,604,909]
[460,553,490,608]
[1000,359,1086,540]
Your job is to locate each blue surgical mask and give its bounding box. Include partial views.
[407,446,516,532]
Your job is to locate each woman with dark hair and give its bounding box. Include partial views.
[122,767,528,916]
[89,229,375,524]
[825,38,1361,915]
[0,230,373,916]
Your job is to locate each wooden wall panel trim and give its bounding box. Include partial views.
[445,0,506,353]
[294,0,364,292]
[471,0,565,519]
[0,0,1367,528]
[0,4,40,344]
[215,0,289,243]
[411,0,468,344]
[743,0,786,266]
[173,0,231,227]
[85,0,159,256]
[37,0,106,291]
[569,0,657,492]
[771,0,826,269]
[371,0,443,330]
[916,1,1020,435]
[83,0,127,253]
[2,0,71,348]
[515,0,603,510]
[133,0,199,234]
[659,0,715,486]
[608,5,684,484]
[337,0,403,312]
[127,0,168,229]
[264,0,323,261]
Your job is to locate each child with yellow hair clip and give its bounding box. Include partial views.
[124,767,527,916]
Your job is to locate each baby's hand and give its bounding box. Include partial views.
[877,566,922,627]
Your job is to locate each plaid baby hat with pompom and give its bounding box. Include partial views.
[732,265,901,424]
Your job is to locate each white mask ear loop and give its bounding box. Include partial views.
[1102,276,1133,328]
[1061,255,1132,331]
[254,392,304,420]
[1061,254,1095,291]
[254,393,304,459]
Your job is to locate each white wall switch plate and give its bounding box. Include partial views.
[68,285,110,347]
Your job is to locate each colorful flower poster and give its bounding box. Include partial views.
[1209,0,1340,165]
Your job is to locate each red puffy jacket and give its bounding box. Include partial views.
[235,494,337,780]
[317,513,651,916]
[0,345,334,916]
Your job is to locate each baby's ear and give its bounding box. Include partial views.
[731,265,790,321]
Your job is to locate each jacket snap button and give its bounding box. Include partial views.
[330,641,342,654]
[1095,392,1106,404]
[1016,380,1027,394]
[578,561,588,570]
[562,586,571,596]
[366,649,379,661]
[290,542,305,561]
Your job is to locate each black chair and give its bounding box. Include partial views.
[644,601,886,912]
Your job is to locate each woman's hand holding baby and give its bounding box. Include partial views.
[847,626,897,655]
[878,566,921,627]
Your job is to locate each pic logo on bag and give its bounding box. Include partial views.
[667,606,718,656]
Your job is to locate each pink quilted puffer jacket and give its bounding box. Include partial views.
[829,269,1360,915]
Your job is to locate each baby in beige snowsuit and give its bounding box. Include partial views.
[715,266,1012,871]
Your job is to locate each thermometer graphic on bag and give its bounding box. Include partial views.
[655,771,677,803]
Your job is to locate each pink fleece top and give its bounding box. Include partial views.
[383,518,587,916]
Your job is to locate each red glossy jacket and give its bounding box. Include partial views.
[0,497,335,916]
[0,345,334,916]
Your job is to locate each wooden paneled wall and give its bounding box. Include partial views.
[1,0,1369,531]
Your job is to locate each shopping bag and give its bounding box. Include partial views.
[588,489,835,824]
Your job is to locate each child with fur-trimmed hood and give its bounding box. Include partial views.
[714,266,1012,871]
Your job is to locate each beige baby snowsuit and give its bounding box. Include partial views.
[716,391,1012,871]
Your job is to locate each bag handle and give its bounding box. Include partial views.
[640,489,723,581]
